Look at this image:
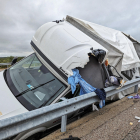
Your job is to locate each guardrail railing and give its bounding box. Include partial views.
[0,78,140,139]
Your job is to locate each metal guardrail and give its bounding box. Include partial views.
[0,78,140,139]
[0,63,11,69]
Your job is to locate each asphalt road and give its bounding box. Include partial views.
[42,92,140,140]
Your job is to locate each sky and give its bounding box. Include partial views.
[0,0,140,57]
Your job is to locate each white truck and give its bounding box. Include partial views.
[0,18,108,139]
[1,15,139,139]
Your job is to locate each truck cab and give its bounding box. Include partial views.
[0,20,108,139]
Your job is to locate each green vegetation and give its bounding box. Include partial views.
[0,56,24,68]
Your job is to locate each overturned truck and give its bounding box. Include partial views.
[1,15,140,139]
[1,15,139,120]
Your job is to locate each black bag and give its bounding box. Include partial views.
[61,135,81,140]
[92,49,106,63]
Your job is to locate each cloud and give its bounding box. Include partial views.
[0,0,140,56]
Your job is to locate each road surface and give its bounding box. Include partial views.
[42,92,140,140]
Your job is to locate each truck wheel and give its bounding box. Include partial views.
[25,132,41,140]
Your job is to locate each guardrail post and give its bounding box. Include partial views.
[134,85,138,93]
[61,114,67,132]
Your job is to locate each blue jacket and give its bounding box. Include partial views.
[68,69,106,108]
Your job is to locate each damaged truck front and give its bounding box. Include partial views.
[31,19,109,99]
[0,19,109,140]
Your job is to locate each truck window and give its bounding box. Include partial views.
[6,53,67,110]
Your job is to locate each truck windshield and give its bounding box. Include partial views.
[7,53,67,110]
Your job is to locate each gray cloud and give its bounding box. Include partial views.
[0,0,140,56]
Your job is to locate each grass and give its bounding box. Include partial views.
[0,56,24,68]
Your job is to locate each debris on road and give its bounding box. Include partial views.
[92,103,99,111]
[135,116,140,122]
[128,94,140,99]
[61,135,81,140]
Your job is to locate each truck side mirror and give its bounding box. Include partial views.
[11,57,18,65]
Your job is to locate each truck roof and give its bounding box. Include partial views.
[31,20,108,77]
